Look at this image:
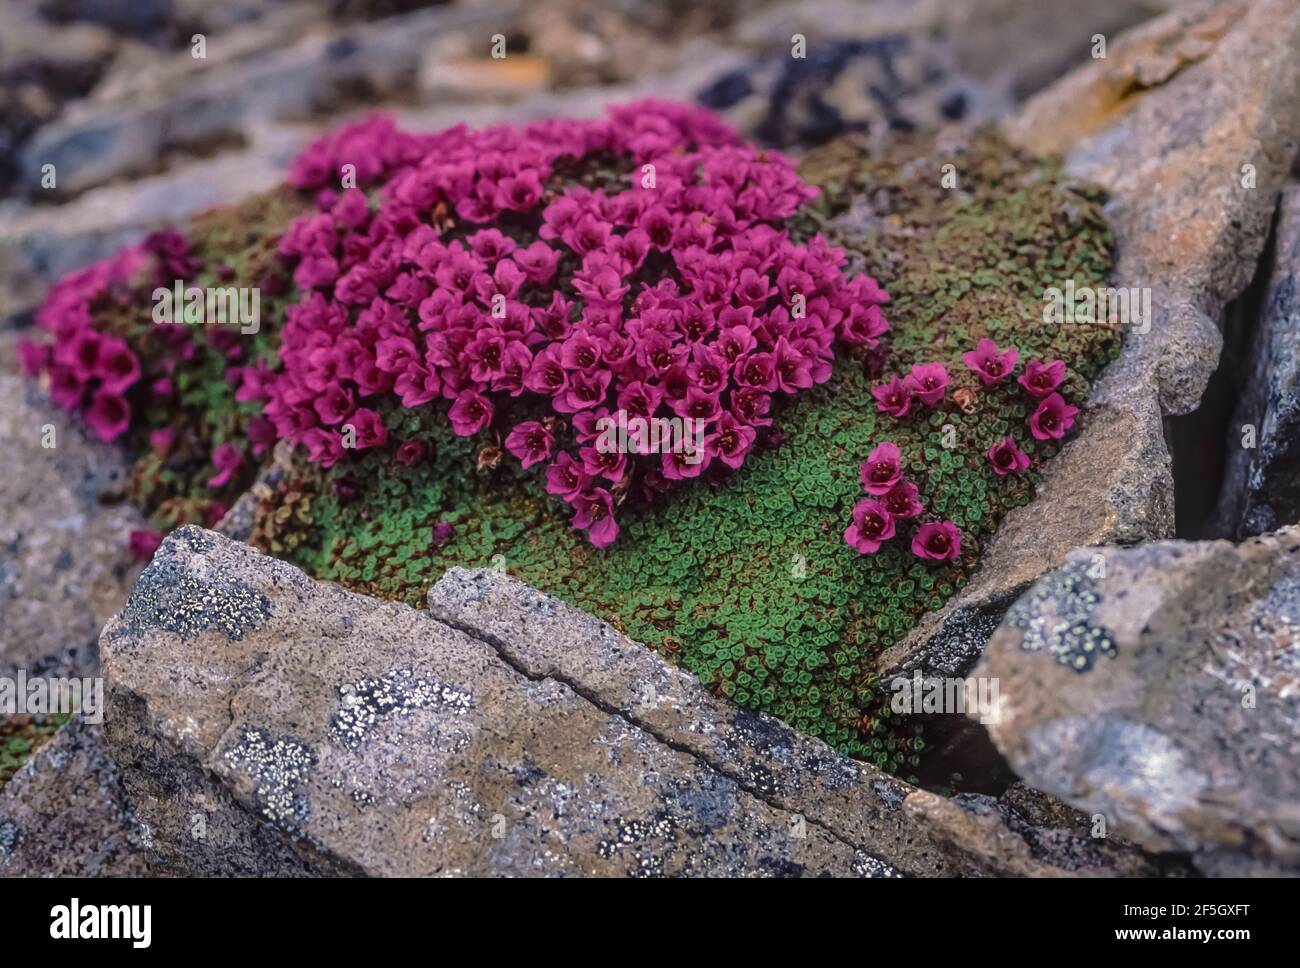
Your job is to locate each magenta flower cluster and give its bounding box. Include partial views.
[871,338,1076,480]
[17,232,200,442]
[963,338,1076,443]
[847,340,1083,560]
[256,101,890,547]
[845,441,961,561]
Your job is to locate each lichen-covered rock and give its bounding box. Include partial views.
[101,527,1166,876]
[972,528,1300,877]
[1212,183,1300,538]
[428,565,1180,877]
[0,719,149,877]
[0,331,145,680]
[696,34,1000,149]
[101,528,900,876]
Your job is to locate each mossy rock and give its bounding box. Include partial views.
[247,128,1121,773]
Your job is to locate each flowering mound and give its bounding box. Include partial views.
[18,111,1120,772]
[18,191,303,542]
[20,240,158,442]
[254,102,889,546]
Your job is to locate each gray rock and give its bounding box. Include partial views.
[0,135,301,323]
[0,330,145,681]
[972,527,1300,877]
[100,528,1166,876]
[17,3,519,200]
[1008,0,1300,417]
[694,0,1173,148]
[876,0,1300,689]
[0,719,149,877]
[904,783,1187,878]
[1212,183,1300,538]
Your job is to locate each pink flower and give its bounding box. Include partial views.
[580,444,628,482]
[772,337,813,393]
[394,439,427,467]
[882,480,924,519]
[1028,393,1078,441]
[314,384,355,426]
[705,413,756,470]
[672,386,722,425]
[1019,358,1067,398]
[553,369,611,414]
[49,368,85,411]
[431,521,456,548]
[987,436,1030,476]
[150,427,175,453]
[347,408,389,450]
[570,487,618,548]
[513,241,560,284]
[524,345,569,396]
[903,362,949,406]
[505,420,555,469]
[840,303,888,346]
[734,352,777,392]
[912,521,962,561]
[246,416,277,456]
[962,338,1019,386]
[546,452,591,501]
[661,446,709,480]
[563,214,612,255]
[448,392,494,436]
[221,103,897,519]
[56,330,104,381]
[496,170,543,212]
[844,500,896,554]
[208,442,247,489]
[872,376,912,418]
[84,390,131,441]
[128,530,164,563]
[17,340,50,378]
[92,337,141,393]
[859,441,902,495]
[731,387,771,426]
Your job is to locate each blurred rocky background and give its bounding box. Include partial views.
[0,0,1184,323]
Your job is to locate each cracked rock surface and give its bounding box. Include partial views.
[972,526,1300,877]
[1213,183,1300,539]
[99,528,1167,877]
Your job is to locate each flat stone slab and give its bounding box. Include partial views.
[100,528,1166,877]
[973,526,1300,877]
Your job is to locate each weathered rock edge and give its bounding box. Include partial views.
[99,527,1167,877]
